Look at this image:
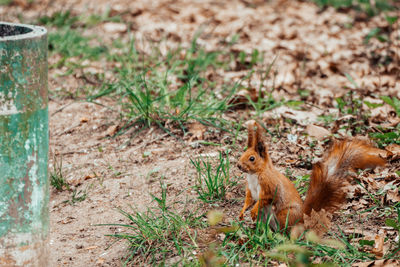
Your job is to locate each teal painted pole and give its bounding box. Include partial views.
[0,22,48,266]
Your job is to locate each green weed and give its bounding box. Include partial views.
[369,125,400,147]
[294,174,311,196]
[82,13,123,27]
[190,151,237,203]
[221,216,285,265]
[88,37,239,135]
[296,230,370,265]
[334,91,400,146]
[48,28,107,60]
[50,158,91,203]
[318,114,335,126]
[37,8,122,28]
[385,207,400,240]
[364,15,398,44]
[335,90,371,135]
[235,49,264,70]
[38,10,79,28]
[0,0,13,5]
[50,157,70,191]
[60,185,90,205]
[216,213,346,265]
[312,0,398,16]
[385,207,400,257]
[0,0,34,5]
[381,96,400,117]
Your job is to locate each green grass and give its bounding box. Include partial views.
[50,157,91,204]
[293,174,311,196]
[326,89,400,147]
[370,128,400,147]
[386,207,400,247]
[37,11,110,84]
[219,215,289,265]
[335,91,369,134]
[311,0,398,16]
[69,187,89,204]
[41,10,282,135]
[368,96,400,147]
[50,157,70,191]
[108,190,400,266]
[102,160,399,265]
[103,183,205,265]
[37,9,122,28]
[48,28,107,60]
[0,0,12,5]
[86,34,256,136]
[216,213,400,266]
[381,96,400,117]
[38,10,79,28]
[190,151,237,203]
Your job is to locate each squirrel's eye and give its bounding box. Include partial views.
[249,156,255,162]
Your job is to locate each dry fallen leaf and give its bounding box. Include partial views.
[85,246,99,250]
[352,261,374,267]
[263,106,323,126]
[385,144,400,160]
[228,88,263,108]
[387,188,400,203]
[67,177,83,187]
[352,259,400,267]
[12,0,30,8]
[59,216,75,224]
[379,117,400,128]
[343,228,370,238]
[188,121,206,141]
[105,125,119,137]
[96,258,105,265]
[84,173,97,180]
[306,124,331,140]
[370,105,396,123]
[303,209,332,236]
[80,117,89,123]
[371,235,384,258]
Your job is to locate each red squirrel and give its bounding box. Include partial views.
[237,121,386,231]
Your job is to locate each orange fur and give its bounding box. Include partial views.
[237,121,386,231]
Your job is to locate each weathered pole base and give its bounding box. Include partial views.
[0,22,48,266]
[0,238,48,266]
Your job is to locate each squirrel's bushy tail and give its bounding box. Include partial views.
[303,139,386,216]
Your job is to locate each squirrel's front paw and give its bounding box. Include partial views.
[250,206,259,221]
[239,212,244,221]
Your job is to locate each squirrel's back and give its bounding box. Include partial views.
[303,139,386,216]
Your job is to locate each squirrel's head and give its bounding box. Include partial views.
[237,121,269,174]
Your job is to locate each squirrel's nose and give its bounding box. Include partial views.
[237,162,244,172]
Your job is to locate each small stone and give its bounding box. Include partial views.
[306,124,331,140]
[103,22,127,33]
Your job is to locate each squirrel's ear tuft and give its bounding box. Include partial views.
[256,141,266,158]
[254,122,267,158]
[255,122,263,141]
[247,121,256,148]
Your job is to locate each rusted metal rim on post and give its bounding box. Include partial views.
[0,21,46,41]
